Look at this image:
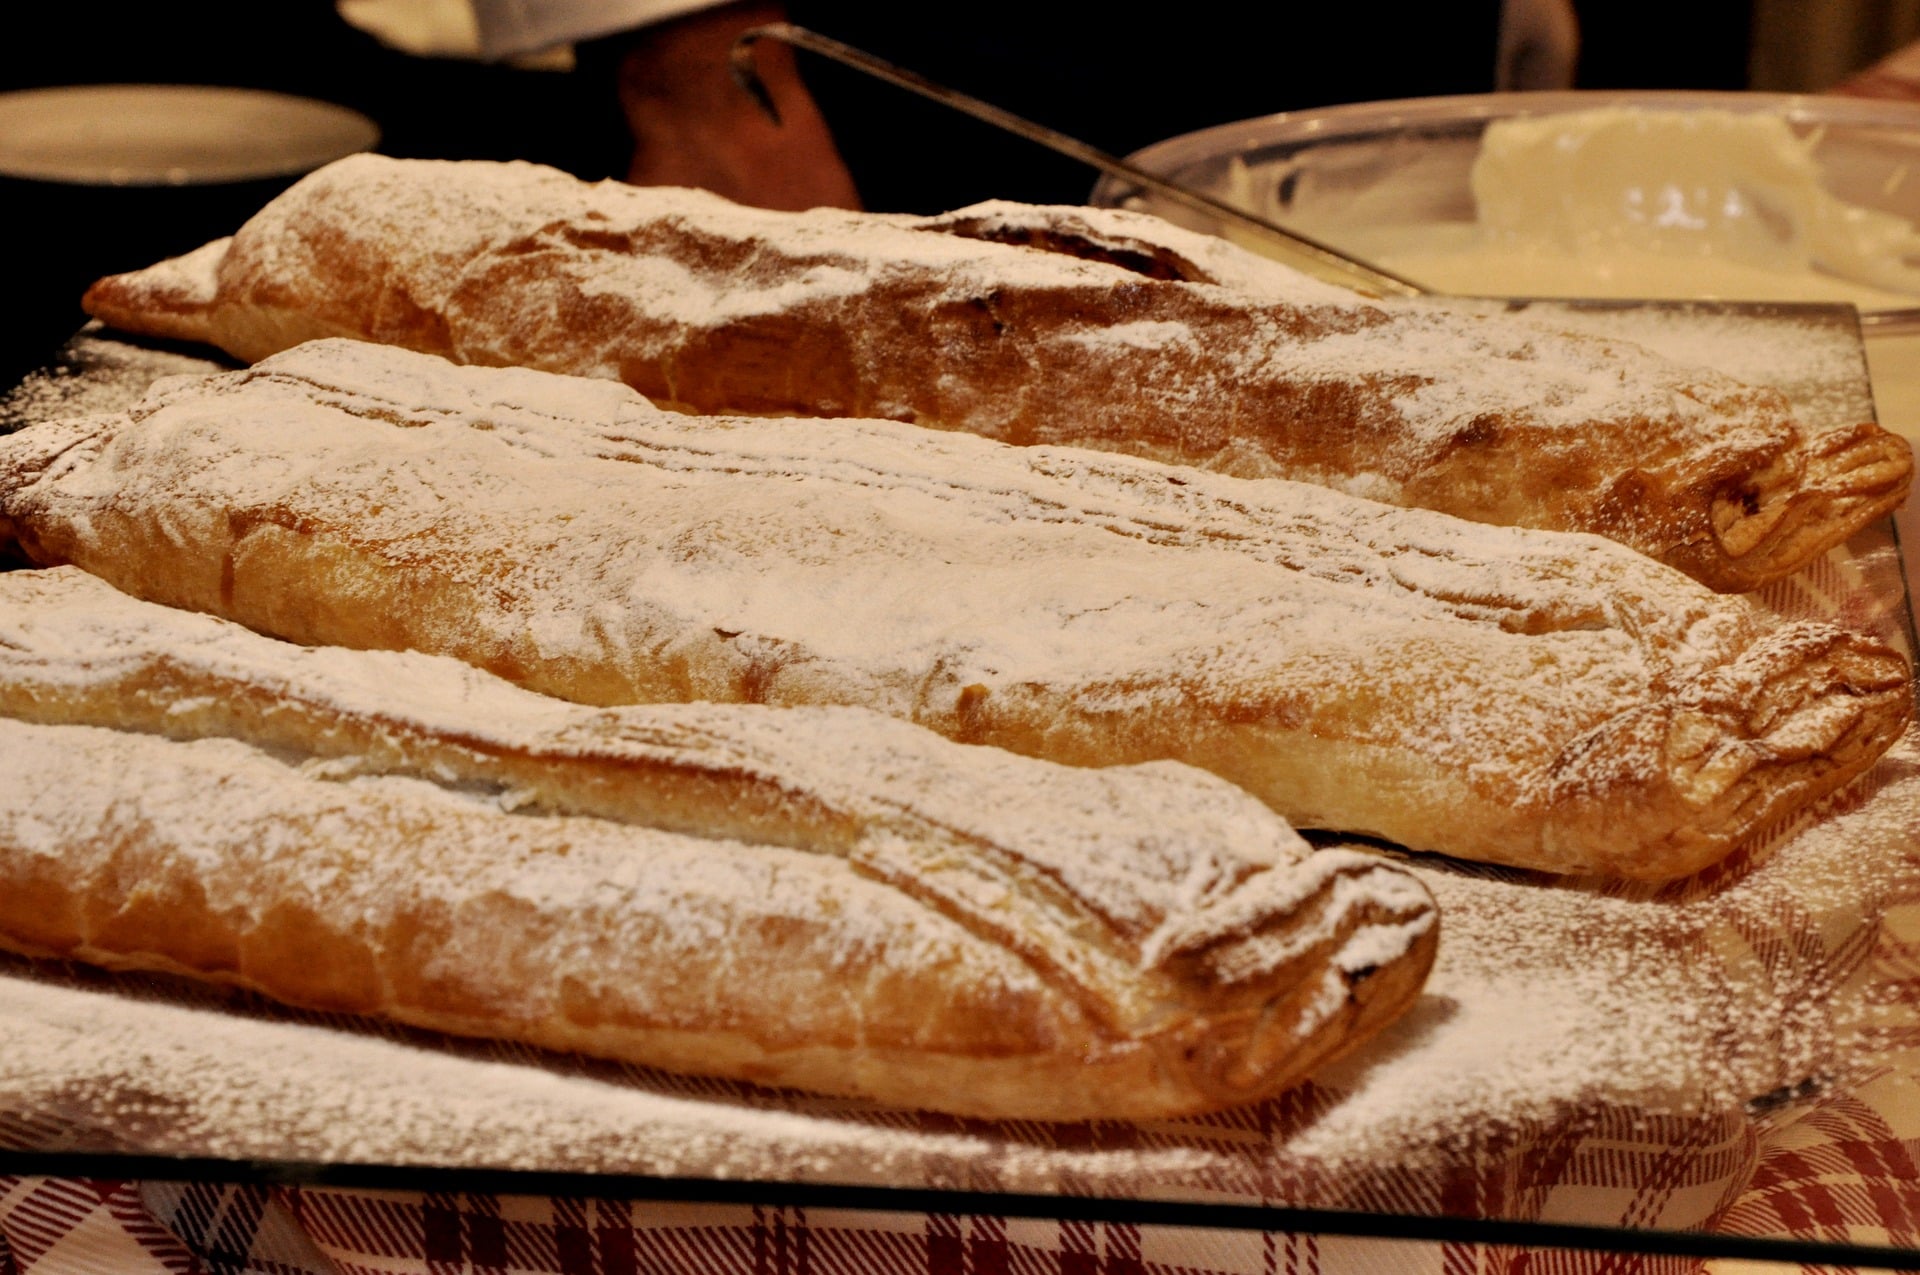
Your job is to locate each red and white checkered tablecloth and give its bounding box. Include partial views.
[4,1067,1920,1273]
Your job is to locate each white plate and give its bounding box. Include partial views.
[0,84,379,186]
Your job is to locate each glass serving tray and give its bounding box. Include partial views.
[3,321,1919,1271]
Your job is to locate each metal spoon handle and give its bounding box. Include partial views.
[729,23,1426,298]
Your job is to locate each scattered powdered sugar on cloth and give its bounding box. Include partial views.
[1287,738,1920,1173]
[0,325,231,434]
[0,963,1177,1189]
[1467,298,1877,435]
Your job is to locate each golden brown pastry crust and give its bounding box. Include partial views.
[80,154,1912,592]
[0,566,1438,1120]
[1,341,1907,880]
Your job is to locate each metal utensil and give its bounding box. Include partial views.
[728,23,1425,298]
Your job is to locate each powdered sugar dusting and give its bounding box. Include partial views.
[0,566,1429,1024]
[0,964,1183,1187]
[0,711,1055,1037]
[1295,730,1920,1172]
[216,156,1144,368]
[178,155,1806,519]
[0,325,229,435]
[1,338,1850,874]
[1483,299,1878,435]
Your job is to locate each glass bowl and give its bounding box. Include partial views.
[1089,90,1920,331]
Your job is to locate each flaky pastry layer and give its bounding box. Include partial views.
[79,153,1913,591]
[0,340,1906,879]
[0,566,1437,1120]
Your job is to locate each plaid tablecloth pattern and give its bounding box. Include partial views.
[3,1158,1918,1275]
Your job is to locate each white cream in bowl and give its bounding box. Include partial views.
[1333,106,1920,308]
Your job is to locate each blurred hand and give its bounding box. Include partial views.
[613,1,861,210]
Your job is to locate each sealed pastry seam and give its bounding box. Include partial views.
[1531,622,1912,878]
[0,341,1905,880]
[79,153,1913,590]
[0,567,1438,1120]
